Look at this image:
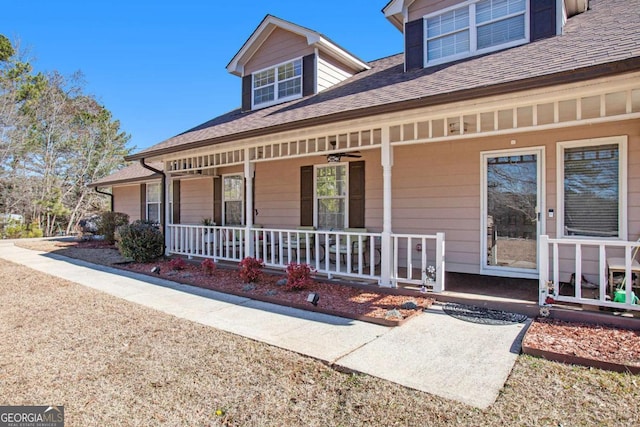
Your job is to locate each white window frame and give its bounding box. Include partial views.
[222,174,244,226]
[423,0,529,67]
[557,136,628,240]
[314,163,349,230]
[252,58,303,109]
[146,182,162,225]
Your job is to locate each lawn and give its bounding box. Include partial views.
[1,257,639,426]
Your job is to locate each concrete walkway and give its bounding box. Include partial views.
[0,242,529,409]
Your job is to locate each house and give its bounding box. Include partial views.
[92,0,640,310]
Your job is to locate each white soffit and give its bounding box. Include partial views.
[382,0,416,31]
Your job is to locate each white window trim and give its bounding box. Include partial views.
[146,182,162,225]
[423,0,530,67]
[556,136,628,240]
[251,57,303,110]
[480,147,545,279]
[313,163,349,230]
[222,173,244,226]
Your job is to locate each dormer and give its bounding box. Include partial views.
[383,0,588,71]
[227,15,370,111]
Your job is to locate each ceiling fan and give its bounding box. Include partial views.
[326,140,362,162]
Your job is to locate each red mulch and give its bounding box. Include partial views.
[523,318,640,368]
[123,258,434,322]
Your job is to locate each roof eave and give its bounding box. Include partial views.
[88,174,162,188]
[125,56,640,162]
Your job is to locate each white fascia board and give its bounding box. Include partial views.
[316,37,370,71]
[382,0,413,31]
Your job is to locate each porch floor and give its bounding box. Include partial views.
[399,272,540,317]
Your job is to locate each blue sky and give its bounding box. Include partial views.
[2,1,402,153]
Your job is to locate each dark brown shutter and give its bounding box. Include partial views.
[302,53,315,97]
[140,184,146,221]
[349,161,365,228]
[530,0,556,42]
[172,180,181,224]
[241,75,252,111]
[213,177,222,225]
[300,165,314,226]
[405,19,424,71]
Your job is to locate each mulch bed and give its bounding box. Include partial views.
[121,258,434,326]
[522,318,640,373]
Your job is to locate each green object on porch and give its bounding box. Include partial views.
[613,289,639,304]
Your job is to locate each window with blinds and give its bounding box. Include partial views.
[563,144,620,237]
[424,0,527,66]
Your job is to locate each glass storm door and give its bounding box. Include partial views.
[482,149,543,276]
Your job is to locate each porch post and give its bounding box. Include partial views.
[538,234,550,307]
[379,127,394,287]
[164,170,171,256]
[244,149,255,258]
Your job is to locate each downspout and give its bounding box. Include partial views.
[94,187,114,212]
[139,159,166,238]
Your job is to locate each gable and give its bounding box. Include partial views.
[244,27,314,76]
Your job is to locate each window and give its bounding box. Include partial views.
[146,182,161,224]
[315,164,348,230]
[223,175,244,225]
[425,0,527,65]
[558,137,627,239]
[253,59,302,108]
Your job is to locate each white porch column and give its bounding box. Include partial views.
[244,149,255,258]
[379,127,394,287]
[164,171,171,256]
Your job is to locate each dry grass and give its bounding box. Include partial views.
[1,256,639,426]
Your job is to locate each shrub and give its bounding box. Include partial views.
[25,222,43,238]
[116,220,164,263]
[97,212,129,244]
[201,258,216,275]
[168,257,187,271]
[285,262,315,291]
[238,257,264,283]
[2,220,42,239]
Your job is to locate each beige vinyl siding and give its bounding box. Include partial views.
[245,28,313,75]
[179,177,213,224]
[113,184,142,221]
[317,54,354,92]
[408,0,464,21]
[254,151,382,230]
[392,119,640,275]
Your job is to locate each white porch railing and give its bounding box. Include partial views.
[165,225,446,291]
[392,232,445,292]
[539,235,640,311]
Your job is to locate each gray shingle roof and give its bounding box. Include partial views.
[129,0,640,160]
[89,162,163,187]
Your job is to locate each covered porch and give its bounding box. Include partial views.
[155,71,640,306]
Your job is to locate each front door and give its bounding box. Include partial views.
[482,148,544,278]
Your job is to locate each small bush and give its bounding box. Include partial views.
[116,220,164,263]
[25,222,43,238]
[168,257,187,271]
[285,262,315,291]
[201,258,216,275]
[2,220,42,239]
[97,212,129,244]
[238,257,264,283]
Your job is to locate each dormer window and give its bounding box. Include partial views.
[252,58,302,108]
[425,0,528,66]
